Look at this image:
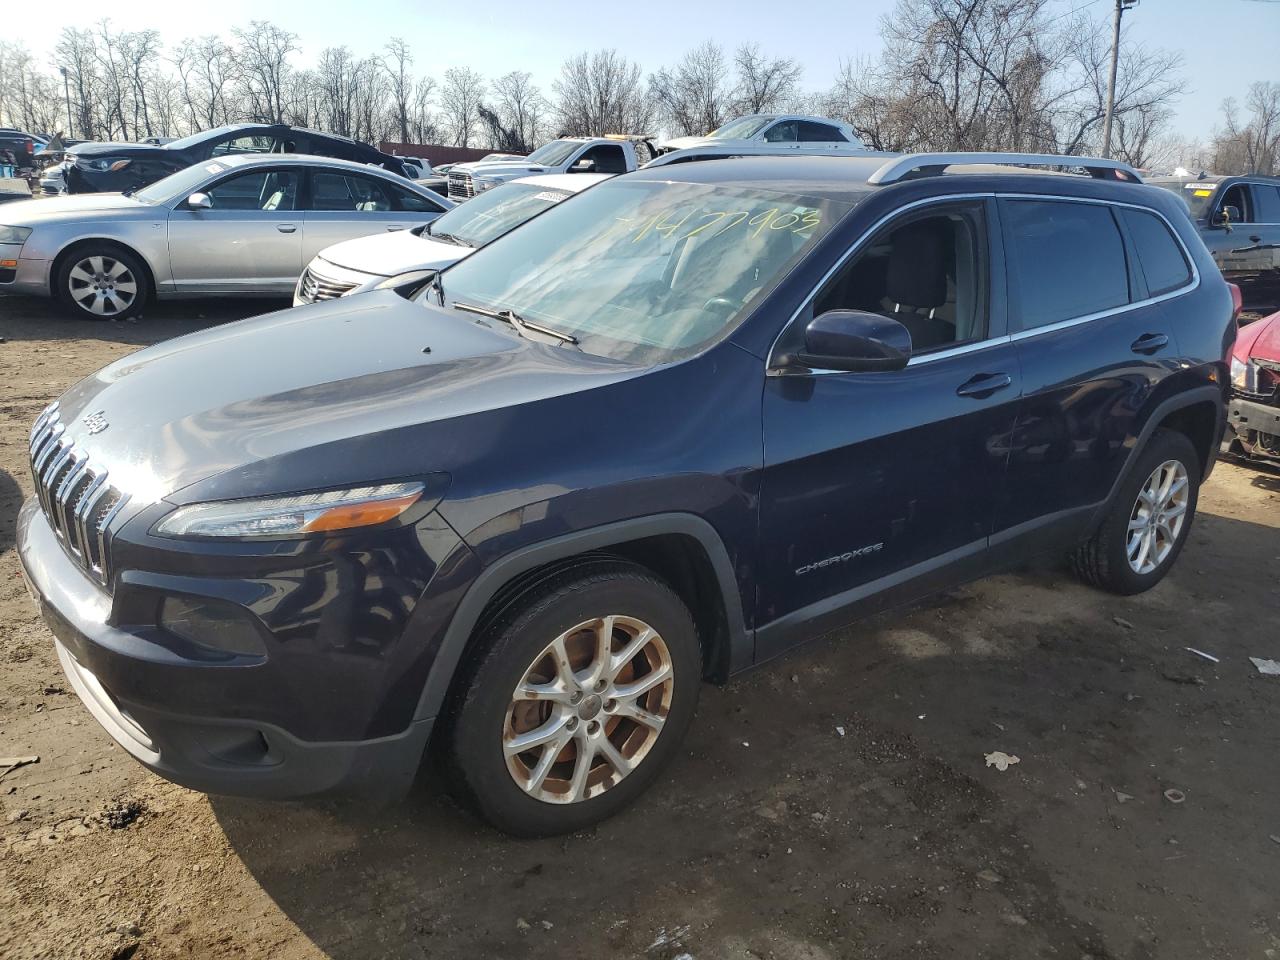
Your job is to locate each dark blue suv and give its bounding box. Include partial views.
[18,152,1236,835]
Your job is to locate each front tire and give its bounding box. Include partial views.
[444,562,700,836]
[1071,429,1200,595]
[55,245,149,321]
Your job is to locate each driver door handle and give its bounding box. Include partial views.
[276,223,297,234]
[386,224,408,232]
[956,372,1013,399]
[1130,332,1168,355]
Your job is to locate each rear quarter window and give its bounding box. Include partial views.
[1120,208,1192,297]
[1002,199,1130,330]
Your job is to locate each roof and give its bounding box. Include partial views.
[629,153,1152,202]
[214,153,429,190]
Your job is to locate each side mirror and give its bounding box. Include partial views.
[1213,205,1240,230]
[187,192,212,210]
[790,310,912,373]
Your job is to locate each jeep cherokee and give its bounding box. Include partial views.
[18,152,1235,836]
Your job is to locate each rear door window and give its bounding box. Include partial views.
[310,172,391,211]
[1120,208,1192,297]
[797,121,849,143]
[1001,199,1130,330]
[1252,184,1280,224]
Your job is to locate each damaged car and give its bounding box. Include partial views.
[1224,305,1280,465]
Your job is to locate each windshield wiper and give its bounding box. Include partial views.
[452,301,579,344]
[430,230,474,248]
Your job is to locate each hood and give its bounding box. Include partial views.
[52,292,637,503]
[68,141,161,160]
[319,228,467,277]
[455,160,548,178]
[1237,310,1280,363]
[657,135,712,152]
[0,192,151,224]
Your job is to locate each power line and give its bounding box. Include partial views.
[1044,0,1107,27]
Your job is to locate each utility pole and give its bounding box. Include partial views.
[1101,0,1139,158]
[60,67,73,140]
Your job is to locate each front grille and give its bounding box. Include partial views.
[28,403,129,587]
[298,267,356,303]
[448,171,474,200]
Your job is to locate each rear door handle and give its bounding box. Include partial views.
[956,372,1013,399]
[276,223,297,234]
[1130,332,1169,355]
[1249,235,1262,244]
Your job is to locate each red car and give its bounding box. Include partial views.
[1225,307,1280,465]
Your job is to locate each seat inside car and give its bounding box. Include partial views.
[814,214,975,352]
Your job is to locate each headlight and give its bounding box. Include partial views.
[0,225,32,244]
[473,177,500,193]
[154,482,426,540]
[77,157,132,172]
[373,269,438,299]
[1230,356,1258,393]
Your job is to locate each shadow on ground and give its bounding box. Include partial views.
[212,516,1280,960]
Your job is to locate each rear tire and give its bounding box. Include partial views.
[443,561,700,837]
[1071,429,1200,595]
[55,245,149,321]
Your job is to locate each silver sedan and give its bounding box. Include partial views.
[0,154,452,320]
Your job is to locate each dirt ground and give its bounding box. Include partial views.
[1,294,1278,960]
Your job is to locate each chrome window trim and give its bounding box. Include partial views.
[767,190,1200,377]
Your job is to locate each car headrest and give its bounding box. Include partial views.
[885,221,949,309]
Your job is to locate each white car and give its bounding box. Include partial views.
[295,172,611,305]
[657,114,865,154]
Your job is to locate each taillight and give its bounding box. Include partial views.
[1228,283,1243,325]
[25,140,33,155]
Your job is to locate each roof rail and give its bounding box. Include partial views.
[867,152,1144,185]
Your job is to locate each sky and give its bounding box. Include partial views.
[9,0,1280,142]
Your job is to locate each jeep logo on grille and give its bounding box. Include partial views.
[82,411,109,435]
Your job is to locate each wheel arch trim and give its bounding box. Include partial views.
[51,237,160,302]
[412,512,751,723]
[1096,384,1224,524]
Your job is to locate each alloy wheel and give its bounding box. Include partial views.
[503,615,674,804]
[67,255,138,318]
[1126,459,1189,575]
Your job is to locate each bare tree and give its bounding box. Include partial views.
[649,41,730,137]
[409,76,440,143]
[1217,82,1280,174]
[732,43,803,115]
[1052,18,1185,158]
[554,49,653,136]
[232,21,298,123]
[440,66,485,147]
[383,38,415,144]
[490,70,546,152]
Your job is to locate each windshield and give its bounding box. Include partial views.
[433,178,850,364]
[1150,179,1218,219]
[708,117,775,140]
[430,181,574,247]
[524,140,581,166]
[133,160,229,204]
[161,126,238,152]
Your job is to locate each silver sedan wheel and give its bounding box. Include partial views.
[503,615,674,804]
[1127,459,1189,575]
[66,255,138,317]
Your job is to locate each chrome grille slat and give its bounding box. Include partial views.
[56,456,91,546]
[298,267,355,303]
[26,405,126,588]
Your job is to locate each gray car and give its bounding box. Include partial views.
[0,154,452,320]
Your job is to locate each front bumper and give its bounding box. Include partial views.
[0,244,51,294]
[1223,394,1280,463]
[17,499,444,799]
